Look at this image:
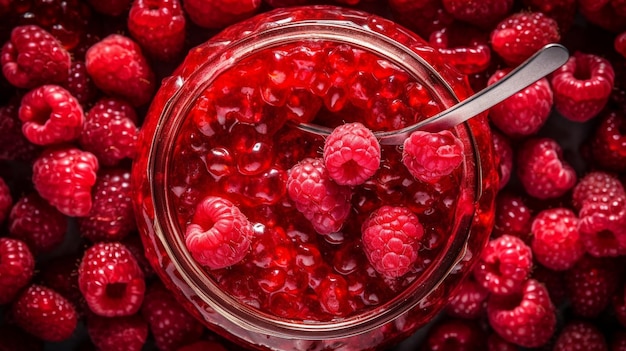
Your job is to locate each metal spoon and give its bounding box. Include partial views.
[295,43,570,145]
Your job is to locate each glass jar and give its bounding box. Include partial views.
[132,5,497,351]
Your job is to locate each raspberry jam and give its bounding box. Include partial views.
[133,6,497,350]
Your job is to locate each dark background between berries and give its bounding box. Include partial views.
[1,0,626,350]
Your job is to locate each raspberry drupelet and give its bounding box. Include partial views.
[323,122,381,186]
[473,235,533,295]
[550,52,615,122]
[0,237,35,305]
[128,0,186,62]
[445,275,489,319]
[85,34,155,107]
[565,255,621,317]
[402,130,465,184]
[361,205,424,278]
[18,85,84,146]
[531,208,584,270]
[493,192,532,241]
[184,196,253,269]
[286,158,352,235]
[32,146,99,217]
[1,25,71,89]
[78,242,145,317]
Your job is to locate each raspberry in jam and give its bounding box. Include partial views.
[133,6,497,350]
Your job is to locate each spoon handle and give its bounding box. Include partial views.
[377,43,569,145]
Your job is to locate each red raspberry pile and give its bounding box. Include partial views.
[0,0,625,350]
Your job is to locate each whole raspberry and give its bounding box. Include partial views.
[0,237,35,304]
[488,69,553,137]
[78,169,135,242]
[579,1,626,33]
[531,208,584,271]
[445,275,489,319]
[616,31,626,58]
[85,34,155,106]
[178,341,229,351]
[141,282,204,351]
[402,130,465,184]
[323,122,381,186]
[565,255,620,317]
[128,0,186,61]
[9,192,68,254]
[183,0,261,29]
[361,206,424,278]
[32,146,99,217]
[492,193,533,243]
[442,0,513,28]
[287,158,352,235]
[0,101,40,161]
[0,176,10,223]
[423,318,487,350]
[491,130,513,189]
[490,12,560,66]
[572,172,626,257]
[88,0,131,16]
[11,284,78,342]
[517,138,577,199]
[1,25,71,88]
[551,52,615,122]
[553,321,608,351]
[18,85,84,146]
[87,313,148,351]
[78,242,145,317]
[473,235,533,295]
[487,279,556,347]
[62,60,98,106]
[185,196,253,269]
[79,98,139,166]
[522,0,577,32]
[590,110,626,172]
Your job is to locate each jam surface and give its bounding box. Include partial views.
[166,39,472,321]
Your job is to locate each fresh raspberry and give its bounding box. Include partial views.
[323,122,381,186]
[177,341,229,351]
[553,321,608,351]
[572,172,626,257]
[183,0,261,29]
[78,169,135,242]
[361,205,424,278]
[18,85,84,146]
[141,281,204,351]
[128,0,186,61]
[565,255,620,317]
[286,158,352,235]
[616,32,626,58]
[487,333,518,351]
[11,284,78,342]
[402,130,465,184]
[522,0,577,32]
[490,12,560,66]
[78,242,145,317]
[62,60,98,106]
[1,25,71,88]
[0,100,40,162]
[32,146,99,217]
[487,279,556,347]
[473,235,533,295]
[0,324,44,351]
[85,34,155,106]
[185,196,253,269]
[488,69,553,137]
[517,138,577,199]
[8,192,68,254]
[79,97,139,166]
[551,52,615,122]
[87,0,131,16]
[492,193,533,243]
[0,237,35,304]
[428,24,492,75]
[445,275,489,319]
[87,313,148,351]
[491,130,513,189]
[590,110,626,172]
[0,176,10,223]
[423,318,487,350]
[442,0,513,28]
[579,1,626,33]
[531,208,584,271]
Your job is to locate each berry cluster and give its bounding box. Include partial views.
[0,0,625,350]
